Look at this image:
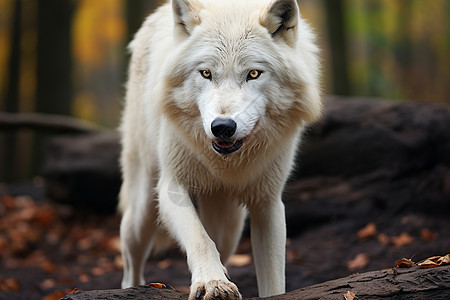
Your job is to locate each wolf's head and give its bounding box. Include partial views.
[162,0,321,156]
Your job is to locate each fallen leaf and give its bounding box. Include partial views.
[396,258,415,268]
[392,232,414,247]
[343,290,356,300]
[347,253,369,271]
[357,222,377,240]
[0,193,125,296]
[228,254,252,267]
[39,279,56,290]
[77,237,94,251]
[107,235,121,252]
[150,283,167,289]
[418,254,450,268]
[149,282,175,290]
[42,261,57,274]
[0,277,21,292]
[157,258,172,270]
[420,228,438,242]
[426,255,442,261]
[35,208,57,227]
[79,274,90,283]
[438,254,450,265]
[91,267,104,276]
[417,258,440,268]
[377,233,390,245]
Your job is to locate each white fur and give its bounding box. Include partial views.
[119,0,321,299]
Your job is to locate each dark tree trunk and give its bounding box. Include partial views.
[324,0,350,95]
[30,0,75,182]
[1,0,22,182]
[4,0,21,113]
[36,0,74,116]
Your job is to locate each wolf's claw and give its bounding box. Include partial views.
[196,288,202,299]
[190,280,241,299]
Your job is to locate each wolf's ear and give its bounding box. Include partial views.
[172,0,201,36]
[261,0,299,47]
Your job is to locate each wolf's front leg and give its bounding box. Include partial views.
[249,199,286,297]
[120,166,158,288]
[157,174,241,300]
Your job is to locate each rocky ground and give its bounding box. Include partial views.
[0,97,449,299]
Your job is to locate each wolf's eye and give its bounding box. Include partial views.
[200,70,212,80]
[247,70,262,81]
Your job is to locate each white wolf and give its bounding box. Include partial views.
[119,0,321,299]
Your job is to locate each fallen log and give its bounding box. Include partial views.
[61,265,450,299]
[43,131,121,214]
[0,112,100,134]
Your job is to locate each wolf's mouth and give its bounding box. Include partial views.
[212,139,244,155]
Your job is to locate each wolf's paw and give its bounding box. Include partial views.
[189,280,242,300]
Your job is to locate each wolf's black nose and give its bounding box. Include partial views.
[211,118,237,140]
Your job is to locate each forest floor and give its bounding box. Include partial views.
[0,180,449,300]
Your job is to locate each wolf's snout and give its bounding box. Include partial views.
[210,118,243,155]
[211,118,237,140]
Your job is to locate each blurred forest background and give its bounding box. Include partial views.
[0,0,449,183]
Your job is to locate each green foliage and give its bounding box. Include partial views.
[344,0,450,102]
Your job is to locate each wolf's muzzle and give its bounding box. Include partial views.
[211,118,243,155]
[211,118,236,140]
